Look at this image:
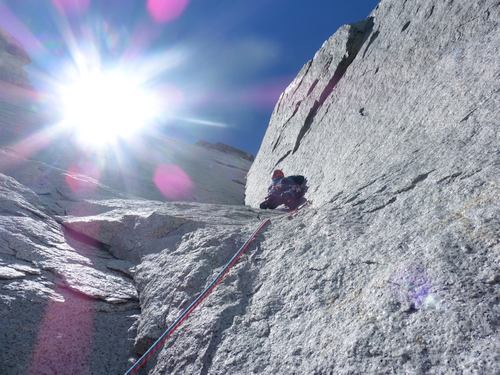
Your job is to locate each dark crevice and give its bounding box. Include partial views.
[275,95,283,113]
[315,102,333,125]
[286,100,302,122]
[401,21,411,32]
[288,101,302,123]
[395,171,433,194]
[271,135,282,152]
[352,199,367,207]
[307,79,319,95]
[273,150,291,168]
[272,100,303,151]
[345,193,361,204]
[459,88,499,122]
[291,60,313,97]
[291,100,320,154]
[437,172,462,184]
[363,30,380,58]
[23,207,50,220]
[329,191,344,203]
[460,107,478,123]
[459,168,482,180]
[291,17,375,155]
[412,171,433,185]
[60,223,111,251]
[426,5,435,19]
[356,178,378,193]
[365,197,397,213]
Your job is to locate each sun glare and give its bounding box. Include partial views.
[59,68,160,146]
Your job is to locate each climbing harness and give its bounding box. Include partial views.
[287,200,312,219]
[124,218,272,375]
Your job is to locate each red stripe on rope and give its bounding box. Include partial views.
[125,218,271,374]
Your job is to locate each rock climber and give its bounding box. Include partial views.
[259,169,308,210]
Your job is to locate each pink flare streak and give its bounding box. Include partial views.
[0,81,39,102]
[64,163,101,194]
[0,129,55,172]
[29,287,95,375]
[0,3,45,56]
[147,0,189,23]
[52,0,91,15]
[153,164,193,200]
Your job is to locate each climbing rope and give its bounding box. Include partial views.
[124,218,272,375]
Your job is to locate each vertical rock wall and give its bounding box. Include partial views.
[246,0,499,207]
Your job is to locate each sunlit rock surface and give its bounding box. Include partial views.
[1,0,499,374]
[246,0,499,207]
[0,26,253,375]
[0,173,139,374]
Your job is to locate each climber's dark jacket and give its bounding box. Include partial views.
[259,175,308,210]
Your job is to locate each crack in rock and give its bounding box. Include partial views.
[437,172,463,184]
[395,171,433,194]
[60,222,111,251]
[365,196,397,213]
[273,150,292,168]
[292,17,375,155]
[290,60,313,98]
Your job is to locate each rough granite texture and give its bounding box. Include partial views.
[0,0,499,374]
[0,173,140,374]
[246,0,499,208]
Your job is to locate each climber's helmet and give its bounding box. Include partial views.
[272,169,284,180]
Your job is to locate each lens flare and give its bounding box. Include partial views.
[30,286,95,374]
[389,264,440,310]
[58,68,161,146]
[153,164,193,200]
[52,0,91,15]
[64,163,101,194]
[147,0,189,23]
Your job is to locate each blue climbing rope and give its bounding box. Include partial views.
[124,218,271,374]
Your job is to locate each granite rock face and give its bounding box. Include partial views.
[0,27,254,374]
[0,172,139,374]
[32,136,253,205]
[246,0,499,207]
[1,0,499,374]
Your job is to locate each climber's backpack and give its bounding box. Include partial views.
[287,175,308,195]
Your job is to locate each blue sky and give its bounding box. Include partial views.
[1,0,379,155]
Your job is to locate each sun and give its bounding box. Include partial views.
[58,68,161,146]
